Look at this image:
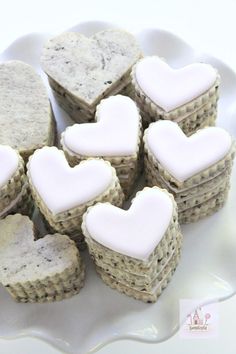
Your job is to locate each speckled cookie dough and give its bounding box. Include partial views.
[41,29,142,122]
[96,247,181,303]
[0,60,56,160]
[0,214,85,303]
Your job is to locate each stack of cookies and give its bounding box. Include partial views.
[144,121,235,223]
[0,214,85,303]
[131,56,219,135]
[0,61,55,160]
[27,147,124,248]
[82,187,182,303]
[41,29,142,123]
[0,145,32,218]
[61,95,142,197]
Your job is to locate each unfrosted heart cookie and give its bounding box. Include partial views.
[0,214,85,303]
[0,145,33,218]
[27,147,124,246]
[131,56,219,134]
[0,61,55,160]
[41,30,142,122]
[144,120,235,223]
[82,187,182,302]
[61,95,142,196]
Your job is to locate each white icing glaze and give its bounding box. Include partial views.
[85,187,173,261]
[63,95,140,156]
[0,145,19,189]
[28,147,113,214]
[135,56,217,112]
[146,121,232,182]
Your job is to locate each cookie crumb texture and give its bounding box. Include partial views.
[41,30,142,122]
[0,214,85,303]
[41,30,142,107]
[0,61,55,160]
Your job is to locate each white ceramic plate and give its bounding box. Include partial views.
[0,21,236,354]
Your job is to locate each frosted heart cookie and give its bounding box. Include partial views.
[61,95,142,197]
[0,145,33,218]
[131,56,219,134]
[0,214,85,303]
[82,187,182,302]
[27,147,124,247]
[0,61,56,160]
[144,121,235,223]
[41,29,142,123]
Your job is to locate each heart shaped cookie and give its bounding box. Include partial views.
[27,147,124,243]
[41,30,142,122]
[0,145,33,218]
[131,56,219,135]
[0,61,55,160]
[28,147,114,214]
[145,120,232,182]
[61,95,142,196]
[135,56,217,112]
[0,145,19,189]
[82,187,182,302]
[84,187,174,260]
[0,214,85,302]
[62,95,140,156]
[144,121,235,223]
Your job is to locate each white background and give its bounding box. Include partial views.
[1,0,236,353]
